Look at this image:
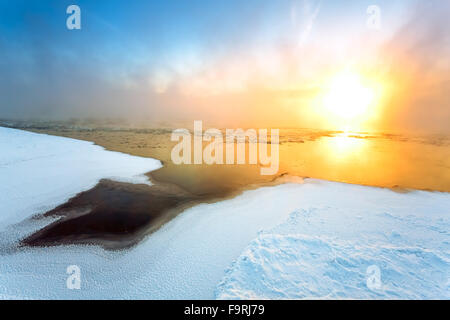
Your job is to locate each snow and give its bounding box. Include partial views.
[215,183,450,299]
[216,213,450,299]
[0,127,162,227]
[0,127,449,299]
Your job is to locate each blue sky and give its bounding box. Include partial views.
[0,0,410,68]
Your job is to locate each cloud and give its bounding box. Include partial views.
[375,0,450,133]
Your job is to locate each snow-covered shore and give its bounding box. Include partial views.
[216,184,450,299]
[0,127,162,227]
[0,127,448,299]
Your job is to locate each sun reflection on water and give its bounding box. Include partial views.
[322,133,367,163]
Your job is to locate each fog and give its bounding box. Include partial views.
[0,0,448,133]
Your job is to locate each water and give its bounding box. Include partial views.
[278,130,450,192]
[26,125,450,193]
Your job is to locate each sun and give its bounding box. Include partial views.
[322,71,378,124]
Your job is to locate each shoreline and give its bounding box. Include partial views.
[19,151,301,251]
[21,168,306,250]
[20,165,418,251]
[2,125,444,251]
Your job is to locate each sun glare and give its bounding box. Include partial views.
[319,71,382,131]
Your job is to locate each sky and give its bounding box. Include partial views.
[0,0,449,133]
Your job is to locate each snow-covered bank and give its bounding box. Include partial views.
[0,127,448,299]
[0,127,162,227]
[216,203,450,299]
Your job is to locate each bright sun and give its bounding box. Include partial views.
[322,71,378,122]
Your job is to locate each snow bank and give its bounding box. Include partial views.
[216,182,450,299]
[0,127,162,227]
[217,218,449,299]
